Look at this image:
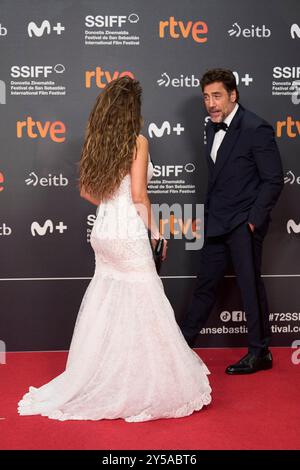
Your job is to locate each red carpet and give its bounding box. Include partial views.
[0,348,299,450]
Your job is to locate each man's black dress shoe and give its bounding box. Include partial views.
[225,350,273,375]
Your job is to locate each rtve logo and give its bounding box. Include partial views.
[85,68,134,88]
[16,117,66,142]
[0,171,4,192]
[159,17,208,43]
[276,117,300,138]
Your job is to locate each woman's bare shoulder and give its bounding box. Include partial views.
[136,134,149,148]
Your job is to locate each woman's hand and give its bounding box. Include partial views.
[151,238,168,261]
[80,186,101,206]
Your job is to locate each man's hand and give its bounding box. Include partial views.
[248,222,255,232]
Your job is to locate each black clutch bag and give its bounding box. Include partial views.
[153,238,164,273]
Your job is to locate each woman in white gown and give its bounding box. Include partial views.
[18,77,211,422]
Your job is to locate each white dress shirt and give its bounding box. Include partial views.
[210,103,239,163]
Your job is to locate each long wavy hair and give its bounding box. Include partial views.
[78,76,142,202]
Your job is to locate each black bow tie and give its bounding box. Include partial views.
[212,121,228,133]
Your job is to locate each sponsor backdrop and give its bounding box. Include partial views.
[0,0,299,352]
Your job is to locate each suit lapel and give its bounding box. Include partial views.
[210,105,244,185]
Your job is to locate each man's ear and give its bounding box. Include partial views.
[230,90,237,103]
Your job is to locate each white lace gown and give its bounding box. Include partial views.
[18,156,212,422]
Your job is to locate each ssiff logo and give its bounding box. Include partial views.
[0,80,6,104]
[159,17,208,43]
[11,64,65,78]
[85,14,139,28]
[153,164,195,177]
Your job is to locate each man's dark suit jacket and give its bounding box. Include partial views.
[204,104,284,237]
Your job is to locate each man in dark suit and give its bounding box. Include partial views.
[180,68,284,374]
